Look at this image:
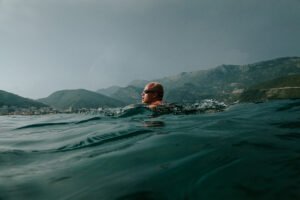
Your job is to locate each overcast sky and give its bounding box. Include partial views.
[0,0,299,98]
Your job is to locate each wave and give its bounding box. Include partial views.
[100,99,227,118]
[75,116,102,124]
[16,116,102,130]
[56,129,154,152]
[15,100,227,130]
[16,122,72,129]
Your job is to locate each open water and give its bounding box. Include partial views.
[0,100,300,200]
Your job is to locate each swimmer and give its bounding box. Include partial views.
[141,82,164,109]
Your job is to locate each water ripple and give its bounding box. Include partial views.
[56,129,154,152]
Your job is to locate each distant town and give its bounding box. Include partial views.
[0,106,107,115]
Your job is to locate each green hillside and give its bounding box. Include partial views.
[98,57,300,103]
[39,89,125,110]
[110,86,143,104]
[0,90,48,108]
[244,74,300,89]
[240,74,300,102]
[96,86,122,97]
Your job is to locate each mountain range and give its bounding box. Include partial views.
[38,89,125,110]
[0,90,48,108]
[97,57,300,104]
[1,56,300,112]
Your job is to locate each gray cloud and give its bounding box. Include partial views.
[0,0,299,98]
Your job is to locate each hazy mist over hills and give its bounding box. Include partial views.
[98,57,300,104]
[0,57,300,112]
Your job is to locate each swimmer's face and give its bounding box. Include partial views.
[141,84,157,104]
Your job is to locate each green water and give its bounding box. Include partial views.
[0,100,299,200]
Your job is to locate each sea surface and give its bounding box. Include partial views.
[0,100,300,200]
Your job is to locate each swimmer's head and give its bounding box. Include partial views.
[141,82,164,107]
